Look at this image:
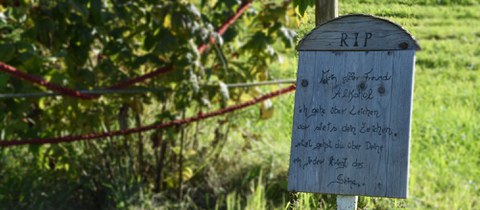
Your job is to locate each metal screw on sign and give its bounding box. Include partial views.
[301,79,309,87]
[399,42,409,49]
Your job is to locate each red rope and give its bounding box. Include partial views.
[0,84,295,147]
[0,63,99,100]
[0,1,253,98]
[113,0,253,89]
[107,66,173,90]
[198,0,252,54]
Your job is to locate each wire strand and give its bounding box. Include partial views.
[0,63,99,100]
[0,84,295,147]
[0,79,295,99]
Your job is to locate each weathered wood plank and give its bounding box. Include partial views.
[288,50,414,198]
[297,15,420,51]
[315,0,338,26]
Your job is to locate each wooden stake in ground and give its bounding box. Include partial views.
[315,0,338,26]
[337,195,358,210]
[316,1,359,209]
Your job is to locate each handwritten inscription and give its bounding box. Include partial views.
[329,156,348,169]
[294,138,381,154]
[332,87,374,102]
[299,121,398,137]
[333,69,392,85]
[314,140,333,151]
[298,104,326,119]
[363,69,391,81]
[291,63,398,192]
[314,122,338,132]
[350,106,381,118]
[292,156,367,171]
[293,156,325,169]
[320,69,337,85]
[366,141,384,154]
[328,174,366,189]
[301,105,383,118]
[290,17,416,198]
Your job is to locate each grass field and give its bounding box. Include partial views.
[220,1,480,209]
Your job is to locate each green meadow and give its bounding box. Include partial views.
[221,1,480,209]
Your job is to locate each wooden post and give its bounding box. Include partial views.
[337,195,358,210]
[316,1,356,209]
[315,0,338,26]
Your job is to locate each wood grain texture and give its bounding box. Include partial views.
[288,51,415,198]
[297,14,420,51]
[315,0,338,26]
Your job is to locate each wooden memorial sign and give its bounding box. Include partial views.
[288,14,420,198]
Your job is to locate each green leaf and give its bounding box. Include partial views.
[0,43,15,62]
[38,97,47,110]
[221,0,241,10]
[89,0,103,24]
[294,0,315,17]
[278,27,297,48]
[143,32,156,51]
[0,74,9,91]
[242,32,269,52]
[3,28,23,42]
[77,67,96,85]
[19,54,42,73]
[35,17,55,46]
[186,4,201,19]
[12,121,28,131]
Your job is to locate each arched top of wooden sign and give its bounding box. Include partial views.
[297,14,420,51]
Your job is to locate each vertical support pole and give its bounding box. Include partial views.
[315,1,358,209]
[315,0,338,26]
[337,195,358,210]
